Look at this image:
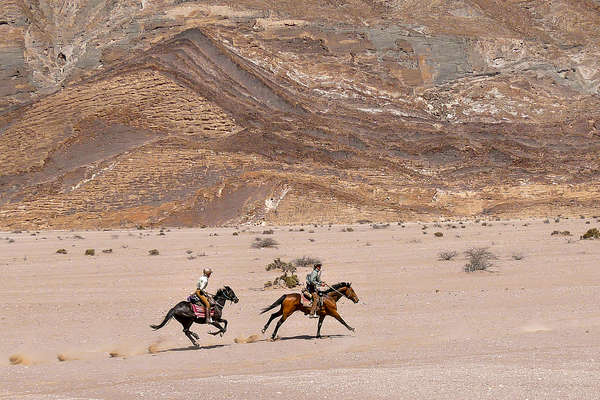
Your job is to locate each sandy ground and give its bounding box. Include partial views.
[1,218,600,399]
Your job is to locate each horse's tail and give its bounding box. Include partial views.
[150,306,176,330]
[260,294,287,314]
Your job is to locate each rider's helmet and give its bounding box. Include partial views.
[203,267,213,276]
[314,263,322,269]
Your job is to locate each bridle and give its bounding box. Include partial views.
[212,289,237,309]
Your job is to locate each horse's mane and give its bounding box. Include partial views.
[323,282,351,293]
[214,286,232,298]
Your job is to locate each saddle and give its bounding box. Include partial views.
[301,288,325,306]
[187,293,216,306]
[187,294,216,319]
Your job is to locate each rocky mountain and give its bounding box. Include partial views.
[1,0,599,229]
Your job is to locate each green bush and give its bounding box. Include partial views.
[273,274,300,288]
[282,274,299,288]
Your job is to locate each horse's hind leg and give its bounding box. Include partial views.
[181,319,199,346]
[262,309,282,334]
[271,312,291,340]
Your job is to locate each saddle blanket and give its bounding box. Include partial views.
[190,303,216,319]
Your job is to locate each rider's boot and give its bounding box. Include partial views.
[206,306,212,324]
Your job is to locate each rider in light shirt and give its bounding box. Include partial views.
[306,263,325,318]
[194,268,213,323]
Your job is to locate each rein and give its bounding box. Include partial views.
[211,290,235,309]
[324,284,348,300]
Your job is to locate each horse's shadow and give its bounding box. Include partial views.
[278,334,346,341]
[155,344,228,353]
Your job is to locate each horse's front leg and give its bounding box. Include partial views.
[316,315,325,338]
[211,318,227,336]
[208,321,225,336]
[329,310,355,332]
[219,318,228,333]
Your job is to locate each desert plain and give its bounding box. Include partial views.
[1,218,600,399]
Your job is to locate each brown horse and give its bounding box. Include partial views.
[260,282,359,340]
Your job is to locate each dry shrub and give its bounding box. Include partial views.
[372,223,390,229]
[438,250,458,261]
[102,249,113,254]
[293,256,321,268]
[262,229,274,235]
[341,227,354,232]
[551,230,571,236]
[252,238,279,248]
[265,258,294,272]
[582,228,600,240]
[464,247,496,272]
[56,249,67,254]
[148,249,159,256]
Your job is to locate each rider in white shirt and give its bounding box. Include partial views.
[194,268,213,323]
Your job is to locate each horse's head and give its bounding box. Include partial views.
[331,282,359,303]
[342,283,359,304]
[221,285,239,303]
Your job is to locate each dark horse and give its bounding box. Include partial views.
[150,286,239,347]
[260,282,359,340]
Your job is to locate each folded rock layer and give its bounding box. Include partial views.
[1,1,599,229]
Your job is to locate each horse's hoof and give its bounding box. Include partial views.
[350,328,355,332]
[261,328,266,334]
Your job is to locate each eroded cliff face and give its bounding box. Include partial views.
[0,0,599,229]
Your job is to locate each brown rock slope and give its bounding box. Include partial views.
[1,1,600,229]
